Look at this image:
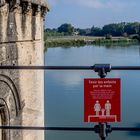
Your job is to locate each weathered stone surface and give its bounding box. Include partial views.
[0,0,48,140]
[0,0,6,7]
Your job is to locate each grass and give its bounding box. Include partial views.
[44,36,138,48]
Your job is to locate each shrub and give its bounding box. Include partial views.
[105,34,112,39]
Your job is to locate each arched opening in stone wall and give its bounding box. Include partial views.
[0,99,10,140]
[0,114,2,140]
[0,74,21,115]
[0,74,21,139]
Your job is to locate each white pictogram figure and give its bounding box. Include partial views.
[101,109,105,116]
[94,100,101,116]
[105,100,111,116]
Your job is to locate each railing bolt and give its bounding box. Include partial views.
[94,64,111,78]
[94,123,112,140]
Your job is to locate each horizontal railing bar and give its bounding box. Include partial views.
[42,66,94,70]
[0,66,94,70]
[0,126,94,131]
[0,65,140,70]
[0,126,140,132]
[46,127,95,131]
[112,127,140,131]
[112,66,140,70]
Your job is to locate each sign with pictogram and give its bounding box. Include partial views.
[84,78,121,122]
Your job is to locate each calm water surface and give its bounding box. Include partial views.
[45,44,140,140]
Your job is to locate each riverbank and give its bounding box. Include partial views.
[45,36,138,48]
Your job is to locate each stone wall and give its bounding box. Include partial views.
[0,0,48,139]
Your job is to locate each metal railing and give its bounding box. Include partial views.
[1,64,140,140]
[1,65,140,70]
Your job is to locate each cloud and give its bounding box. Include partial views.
[65,0,136,11]
[48,0,138,11]
[72,0,105,9]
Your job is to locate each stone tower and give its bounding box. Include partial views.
[0,0,49,139]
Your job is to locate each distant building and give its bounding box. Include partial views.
[73,31,79,36]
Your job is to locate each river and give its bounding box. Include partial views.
[45,44,140,140]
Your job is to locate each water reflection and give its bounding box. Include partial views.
[45,44,140,140]
[128,123,140,137]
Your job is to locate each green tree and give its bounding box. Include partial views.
[102,23,125,36]
[77,28,91,36]
[58,23,74,35]
[124,22,140,35]
[90,26,102,36]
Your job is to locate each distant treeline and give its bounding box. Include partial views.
[45,22,140,38]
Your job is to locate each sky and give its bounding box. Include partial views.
[45,0,140,29]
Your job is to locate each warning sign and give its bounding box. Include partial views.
[84,78,121,122]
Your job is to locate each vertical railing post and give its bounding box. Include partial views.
[99,123,107,140]
[94,64,112,140]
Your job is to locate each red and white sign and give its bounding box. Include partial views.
[84,78,121,122]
